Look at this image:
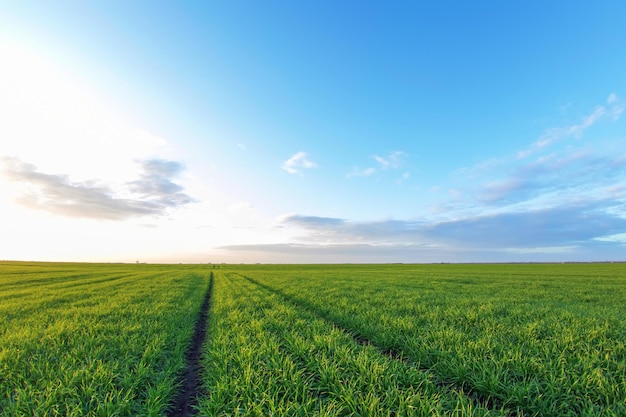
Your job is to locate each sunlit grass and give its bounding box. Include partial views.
[0,262,211,417]
[199,271,504,416]
[217,263,626,416]
[3,262,624,416]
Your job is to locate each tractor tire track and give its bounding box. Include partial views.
[238,273,522,417]
[167,272,213,417]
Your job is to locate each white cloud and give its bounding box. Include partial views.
[282,151,317,175]
[607,93,618,104]
[594,233,626,244]
[2,157,194,220]
[517,95,622,159]
[0,41,198,223]
[374,151,406,169]
[0,42,305,262]
[373,155,391,169]
[348,151,407,178]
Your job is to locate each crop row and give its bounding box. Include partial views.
[199,271,502,416]
[3,262,624,416]
[228,264,626,416]
[0,262,212,417]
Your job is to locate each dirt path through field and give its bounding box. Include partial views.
[167,273,213,417]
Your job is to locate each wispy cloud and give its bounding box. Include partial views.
[282,151,317,175]
[518,93,623,159]
[476,150,626,206]
[451,93,626,218]
[374,151,405,169]
[348,151,407,178]
[1,157,194,220]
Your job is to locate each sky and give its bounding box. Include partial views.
[1,1,626,263]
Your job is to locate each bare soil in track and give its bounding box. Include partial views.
[167,275,213,417]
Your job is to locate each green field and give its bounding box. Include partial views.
[1,262,625,416]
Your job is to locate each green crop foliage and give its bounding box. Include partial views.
[200,271,504,416]
[0,262,211,417]
[220,263,626,416]
[3,262,625,416]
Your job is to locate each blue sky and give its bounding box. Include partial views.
[1,1,625,263]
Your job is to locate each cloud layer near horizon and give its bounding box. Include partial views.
[221,200,626,262]
[261,202,626,248]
